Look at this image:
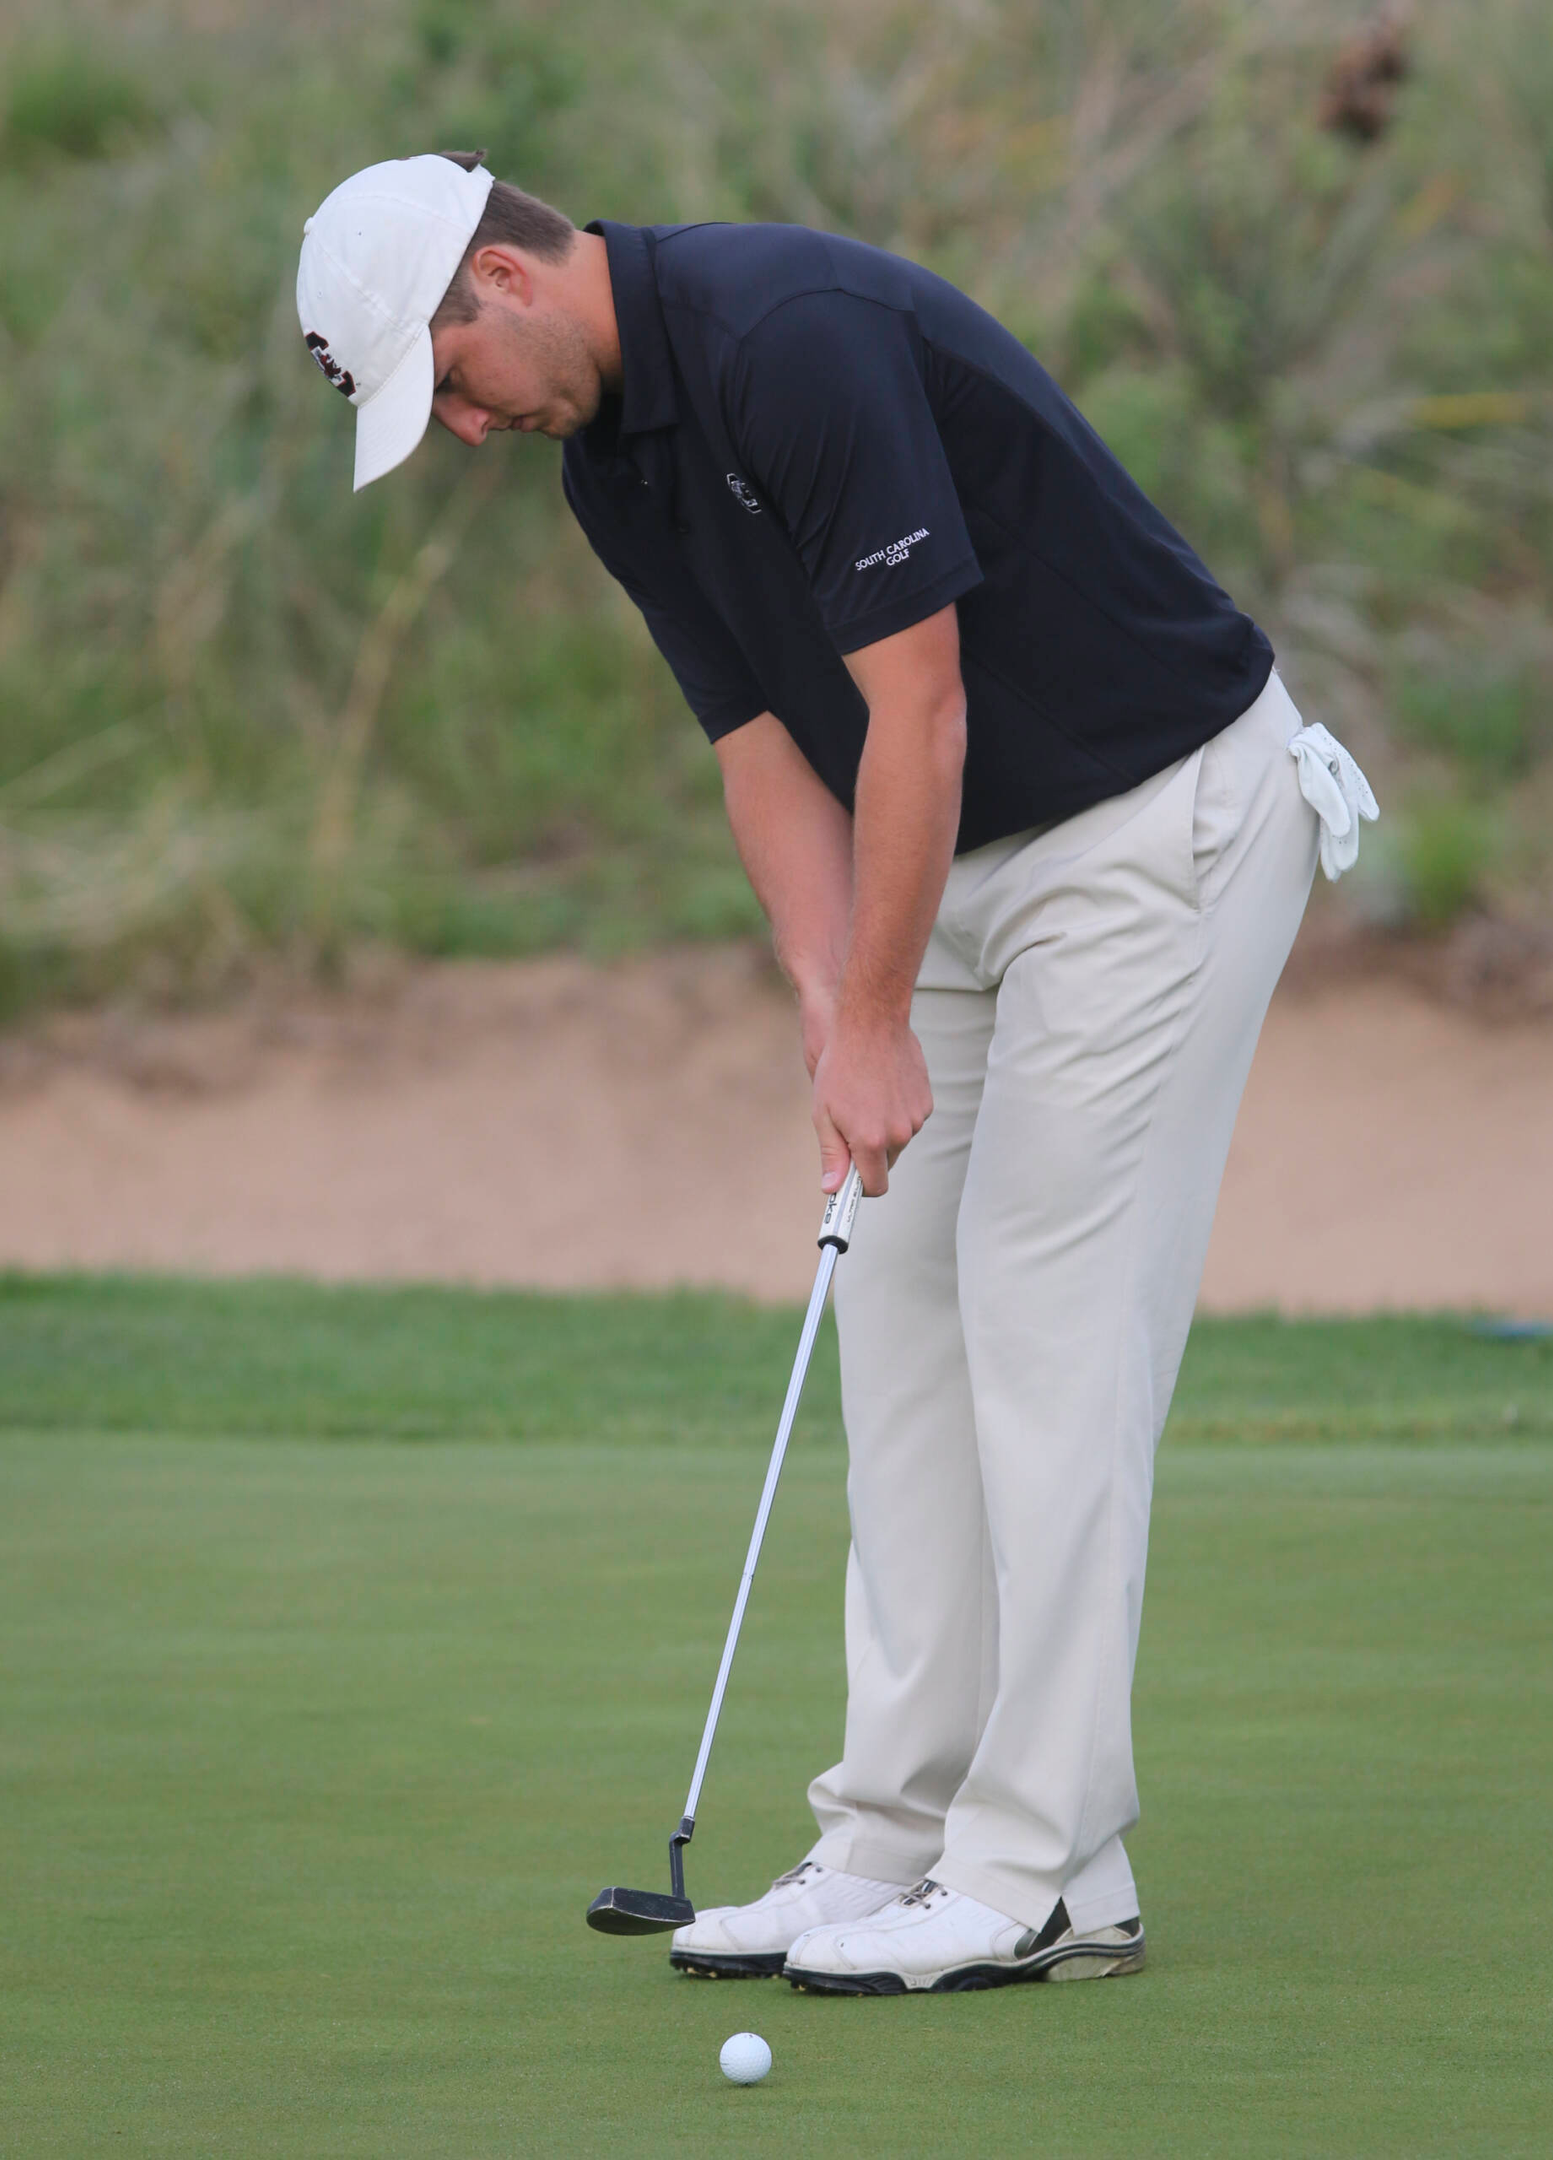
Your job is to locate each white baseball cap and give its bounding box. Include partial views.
[297,155,495,491]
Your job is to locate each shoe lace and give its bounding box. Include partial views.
[772,1861,820,1888]
[897,1877,948,1908]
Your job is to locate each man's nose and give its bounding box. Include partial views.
[451,403,491,446]
[433,397,490,447]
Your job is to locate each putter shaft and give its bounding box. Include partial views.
[681,1166,862,1832]
[585,1166,862,1934]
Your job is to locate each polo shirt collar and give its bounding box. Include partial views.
[587,220,678,437]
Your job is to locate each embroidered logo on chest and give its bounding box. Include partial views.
[725,473,762,514]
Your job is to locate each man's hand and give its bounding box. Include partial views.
[812,1013,933,1196]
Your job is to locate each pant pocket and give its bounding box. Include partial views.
[1191,691,1290,912]
[1191,729,1235,909]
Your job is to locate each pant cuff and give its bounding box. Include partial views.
[1062,1877,1142,1931]
[933,1854,1141,1932]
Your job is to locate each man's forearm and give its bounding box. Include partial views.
[806,601,967,1191]
[840,691,965,1029]
[716,606,967,1193]
[717,699,963,1031]
[716,710,854,1004]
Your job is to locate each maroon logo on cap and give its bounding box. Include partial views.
[305,331,356,399]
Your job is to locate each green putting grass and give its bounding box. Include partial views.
[1,1280,1550,2156]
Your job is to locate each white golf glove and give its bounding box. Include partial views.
[1288,722,1379,881]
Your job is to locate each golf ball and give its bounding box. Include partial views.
[719,2031,772,2085]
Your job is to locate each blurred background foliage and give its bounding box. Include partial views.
[0,0,1549,1014]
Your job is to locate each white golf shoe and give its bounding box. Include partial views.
[669,1859,904,1979]
[783,1879,1146,1994]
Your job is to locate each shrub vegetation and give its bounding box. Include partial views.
[0,0,1549,1011]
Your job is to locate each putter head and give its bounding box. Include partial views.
[586,1885,696,1935]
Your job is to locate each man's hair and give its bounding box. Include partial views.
[431,151,576,326]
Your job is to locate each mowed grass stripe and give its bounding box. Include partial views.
[0,1272,837,1445]
[2,1272,1551,1444]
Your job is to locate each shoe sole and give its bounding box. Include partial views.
[784,1933,1146,1996]
[669,1948,789,1979]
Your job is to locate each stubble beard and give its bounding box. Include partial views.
[501,303,603,438]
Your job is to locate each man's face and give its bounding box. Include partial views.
[430,281,603,446]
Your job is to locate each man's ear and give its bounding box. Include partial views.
[468,244,532,306]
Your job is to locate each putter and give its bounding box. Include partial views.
[586,1163,865,1935]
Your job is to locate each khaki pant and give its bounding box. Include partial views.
[807,670,1319,1930]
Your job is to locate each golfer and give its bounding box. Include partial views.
[298,154,1375,1993]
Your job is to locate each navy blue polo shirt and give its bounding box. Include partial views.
[562,220,1273,853]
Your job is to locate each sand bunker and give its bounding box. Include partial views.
[2,944,1549,1315]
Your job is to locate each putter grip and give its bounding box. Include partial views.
[818,1165,864,1252]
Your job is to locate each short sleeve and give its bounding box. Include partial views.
[562,467,768,742]
[726,293,982,653]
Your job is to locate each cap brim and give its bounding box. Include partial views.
[352,322,435,492]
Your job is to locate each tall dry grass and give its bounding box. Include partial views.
[0,0,1549,1012]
